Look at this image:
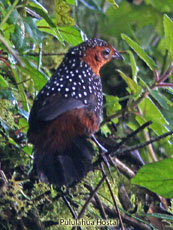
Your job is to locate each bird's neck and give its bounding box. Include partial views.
[82,48,103,76]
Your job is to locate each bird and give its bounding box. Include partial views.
[27,38,123,188]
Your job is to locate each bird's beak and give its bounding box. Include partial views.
[112,49,124,60]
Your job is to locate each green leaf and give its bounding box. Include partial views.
[11,23,25,51]
[145,0,173,13]
[147,213,173,222]
[149,89,168,110]
[138,97,169,135]
[11,67,29,112]
[35,18,63,42]
[79,0,101,11]
[100,124,112,137]
[55,0,74,26]
[0,34,24,66]
[65,0,75,5]
[121,34,156,70]
[105,95,121,117]
[7,9,20,25]
[138,75,171,110]
[12,17,44,51]
[164,14,173,61]
[19,118,28,133]
[0,74,9,88]
[23,17,44,44]
[131,158,173,198]
[127,118,140,131]
[101,2,163,40]
[1,23,15,41]
[29,0,48,12]
[127,50,138,82]
[17,59,48,91]
[22,145,33,155]
[0,89,16,104]
[37,18,83,45]
[36,18,56,36]
[106,0,119,9]
[117,70,141,96]
[17,107,29,120]
[28,4,63,42]
[0,118,10,133]
[29,7,54,28]
[0,0,19,29]
[59,26,83,45]
[8,137,19,148]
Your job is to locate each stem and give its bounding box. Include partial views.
[114,121,152,150]
[101,164,125,230]
[78,175,106,219]
[143,130,158,162]
[114,130,173,155]
[38,43,42,71]
[26,52,66,56]
[111,157,135,179]
[153,69,159,81]
[160,50,168,75]
[157,83,173,88]
[101,90,148,126]
[0,34,24,67]
[158,73,171,83]
[62,195,82,230]
[0,0,19,29]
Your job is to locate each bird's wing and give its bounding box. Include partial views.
[35,93,96,121]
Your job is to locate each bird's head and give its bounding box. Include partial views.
[68,39,123,76]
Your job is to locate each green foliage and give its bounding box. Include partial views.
[164,14,173,61]
[106,0,119,9]
[117,69,142,95]
[0,0,173,229]
[131,158,173,198]
[105,95,121,117]
[55,0,74,26]
[121,34,156,70]
[100,1,163,39]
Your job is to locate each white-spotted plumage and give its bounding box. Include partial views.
[36,39,108,118]
[28,38,123,189]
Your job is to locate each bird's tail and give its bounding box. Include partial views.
[34,136,96,187]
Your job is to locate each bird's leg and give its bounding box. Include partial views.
[92,134,113,180]
[91,134,108,153]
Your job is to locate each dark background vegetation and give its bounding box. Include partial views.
[0,0,173,229]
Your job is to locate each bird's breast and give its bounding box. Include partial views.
[32,108,100,153]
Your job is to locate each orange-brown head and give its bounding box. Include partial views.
[67,39,123,76]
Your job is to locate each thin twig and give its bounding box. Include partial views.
[62,195,82,230]
[115,130,173,155]
[91,200,152,230]
[25,7,42,19]
[101,164,125,230]
[0,0,19,28]
[94,121,153,168]
[2,51,66,57]
[143,130,157,162]
[0,34,24,67]
[114,121,152,150]
[26,52,66,57]
[160,50,168,76]
[78,174,106,219]
[84,184,107,219]
[157,83,173,87]
[109,157,135,179]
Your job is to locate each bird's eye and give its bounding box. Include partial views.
[103,48,110,58]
